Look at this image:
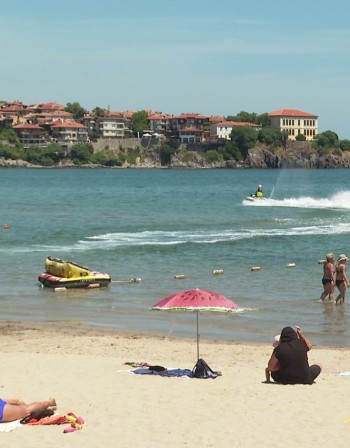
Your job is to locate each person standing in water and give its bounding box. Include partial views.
[319,253,335,302]
[335,254,349,304]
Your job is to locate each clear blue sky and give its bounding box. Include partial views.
[2,0,350,138]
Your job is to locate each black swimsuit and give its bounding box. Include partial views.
[336,267,344,287]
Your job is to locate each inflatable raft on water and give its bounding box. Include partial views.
[38,256,111,289]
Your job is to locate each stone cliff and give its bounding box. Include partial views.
[244,142,350,169]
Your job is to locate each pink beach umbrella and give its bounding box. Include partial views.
[150,288,242,360]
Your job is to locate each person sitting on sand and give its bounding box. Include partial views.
[319,252,335,302]
[335,254,349,305]
[0,397,56,423]
[265,334,280,382]
[267,326,322,385]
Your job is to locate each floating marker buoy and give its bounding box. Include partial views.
[130,277,142,283]
[286,263,296,268]
[250,266,261,271]
[3,224,10,229]
[213,269,224,275]
[174,274,186,279]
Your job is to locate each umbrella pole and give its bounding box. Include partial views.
[196,311,199,360]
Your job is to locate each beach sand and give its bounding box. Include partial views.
[1,321,350,447]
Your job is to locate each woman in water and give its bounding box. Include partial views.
[319,252,335,302]
[335,254,349,304]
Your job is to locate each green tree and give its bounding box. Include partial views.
[226,111,269,126]
[65,102,87,119]
[258,126,283,146]
[230,126,258,158]
[26,144,65,165]
[0,126,20,144]
[220,141,242,161]
[257,113,270,127]
[204,150,223,163]
[132,110,149,134]
[339,139,350,151]
[92,107,105,117]
[70,143,94,164]
[227,111,257,123]
[92,150,122,166]
[0,142,26,160]
[295,133,306,141]
[159,142,176,166]
[315,130,339,148]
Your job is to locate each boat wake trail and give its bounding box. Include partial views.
[243,191,350,209]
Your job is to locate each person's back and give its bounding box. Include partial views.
[275,338,310,384]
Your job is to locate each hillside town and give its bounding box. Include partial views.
[0,100,318,149]
[2,99,349,169]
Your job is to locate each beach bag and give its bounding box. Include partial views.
[192,358,219,379]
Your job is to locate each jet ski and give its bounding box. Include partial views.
[245,194,266,202]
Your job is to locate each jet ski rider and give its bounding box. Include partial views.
[254,185,264,198]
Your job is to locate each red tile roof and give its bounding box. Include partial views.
[148,113,165,120]
[268,109,317,118]
[49,120,87,128]
[13,123,44,129]
[209,115,225,122]
[171,113,208,120]
[215,121,260,127]
[1,106,27,112]
[27,102,66,112]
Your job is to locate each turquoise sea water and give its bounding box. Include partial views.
[1,167,350,346]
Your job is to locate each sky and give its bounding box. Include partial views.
[2,0,350,138]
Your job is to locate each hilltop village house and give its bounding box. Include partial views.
[268,109,318,141]
[210,121,261,140]
[0,100,319,148]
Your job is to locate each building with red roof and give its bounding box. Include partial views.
[48,120,88,145]
[210,121,261,140]
[268,109,318,141]
[168,113,208,142]
[12,123,47,147]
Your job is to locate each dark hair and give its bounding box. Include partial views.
[280,326,298,343]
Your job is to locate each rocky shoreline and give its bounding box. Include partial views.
[1,141,350,169]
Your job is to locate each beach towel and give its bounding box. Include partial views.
[0,420,22,432]
[132,367,193,377]
[24,414,68,425]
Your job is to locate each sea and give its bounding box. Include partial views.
[1,167,350,347]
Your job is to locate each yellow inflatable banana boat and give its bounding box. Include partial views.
[38,256,111,289]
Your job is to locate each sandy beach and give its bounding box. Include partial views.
[1,321,350,447]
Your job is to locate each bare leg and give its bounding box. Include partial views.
[337,283,346,304]
[320,283,333,301]
[319,288,328,301]
[2,398,56,423]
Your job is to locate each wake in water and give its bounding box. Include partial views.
[26,221,350,252]
[243,191,350,209]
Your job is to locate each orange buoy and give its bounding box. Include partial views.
[3,224,11,229]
